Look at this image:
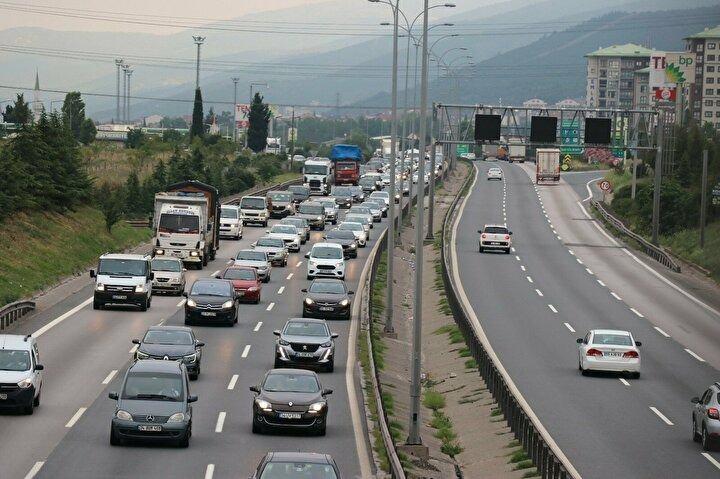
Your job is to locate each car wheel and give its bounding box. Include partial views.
[202,254,208,267]
[478,245,483,253]
[326,359,335,373]
[23,402,34,415]
[33,390,41,407]
[631,372,640,379]
[184,316,192,326]
[274,358,282,368]
[693,418,702,443]
[252,418,264,434]
[255,296,261,304]
[110,427,122,446]
[139,299,148,312]
[702,427,712,451]
[307,275,313,280]
[189,372,198,381]
[93,300,102,310]
[316,423,326,436]
[178,428,190,448]
[505,248,511,254]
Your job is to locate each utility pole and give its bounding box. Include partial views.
[398,32,412,236]
[126,69,133,124]
[115,59,123,123]
[700,149,709,248]
[193,35,205,90]
[232,77,239,143]
[426,103,437,240]
[651,117,664,245]
[289,107,296,159]
[121,64,129,122]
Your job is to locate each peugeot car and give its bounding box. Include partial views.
[273,318,338,372]
[132,326,204,380]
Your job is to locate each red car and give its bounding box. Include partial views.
[216,267,262,304]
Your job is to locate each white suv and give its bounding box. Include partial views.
[478,224,513,254]
[305,243,346,280]
[0,335,43,414]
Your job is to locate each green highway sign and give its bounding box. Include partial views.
[456,144,470,155]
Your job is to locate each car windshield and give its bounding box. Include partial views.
[282,219,306,228]
[260,463,338,479]
[284,321,329,337]
[158,213,200,234]
[190,281,231,297]
[263,373,320,393]
[241,197,266,210]
[340,223,362,231]
[257,238,284,248]
[220,207,238,219]
[319,201,335,209]
[289,186,310,196]
[312,247,343,259]
[299,204,324,215]
[360,177,376,185]
[304,164,329,174]
[0,350,30,371]
[223,269,256,280]
[365,202,381,210]
[592,333,633,346]
[484,227,508,234]
[143,330,193,345]
[346,215,368,225]
[151,259,182,272]
[326,230,355,240]
[336,162,356,171]
[122,372,183,401]
[236,251,267,262]
[334,189,351,197]
[268,192,292,202]
[489,168,502,173]
[309,281,345,294]
[271,226,297,235]
[98,258,147,276]
[371,192,389,198]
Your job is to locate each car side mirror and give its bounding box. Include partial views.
[348,291,355,295]
[214,274,222,279]
[34,364,44,371]
[305,253,310,258]
[149,272,155,280]
[249,386,260,393]
[301,288,307,293]
[322,389,333,396]
[250,244,256,249]
[273,330,281,336]
[331,333,339,339]
[691,396,701,404]
[576,338,583,344]
[635,341,642,347]
[195,341,205,348]
[182,268,187,272]
[90,269,96,278]
[188,395,198,403]
[477,230,482,234]
[108,391,119,400]
[132,339,141,345]
[265,230,270,233]
[509,231,513,235]
[182,292,188,297]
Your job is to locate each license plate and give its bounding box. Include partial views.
[201,311,216,317]
[172,252,183,257]
[491,242,502,245]
[138,425,162,432]
[0,393,7,400]
[605,352,622,357]
[319,306,334,311]
[112,295,127,300]
[278,412,302,419]
[236,291,245,297]
[296,352,315,358]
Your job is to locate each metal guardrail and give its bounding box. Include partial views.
[0,301,36,330]
[590,200,681,273]
[440,162,577,479]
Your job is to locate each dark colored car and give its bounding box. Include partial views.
[331,186,353,209]
[348,186,365,202]
[323,229,358,259]
[288,185,311,204]
[250,369,332,435]
[109,360,197,447]
[359,176,380,193]
[183,279,238,326]
[274,318,338,372]
[302,278,353,320]
[249,452,341,479]
[132,326,204,380]
[216,266,262,303]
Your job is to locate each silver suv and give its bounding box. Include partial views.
[0,335,44,414]
[692,382,720,451]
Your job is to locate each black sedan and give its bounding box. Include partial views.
[132,326,204,380]
[274,318,338,372]
[323,229,358,259]
[302,279,353,320]
[183,279,238,326]
[250,369,332,436]
[249,452,341,479]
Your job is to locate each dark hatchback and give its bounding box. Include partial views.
[331,186,353,208]
[249,452,341,479]
[288,185,311,204]
[274,318,338,372]
[184,279,238,326]
[109,360,197,447]
[250,369,332,436]
[323,229,358,259]
[132,326,204,380]
[302,279,353,320]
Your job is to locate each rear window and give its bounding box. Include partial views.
[326,230,355,239]
[240,197,266,210]
[223,269,256,280]
[484,227,508,234]
[299,204,324,215]
[236,251,267,261]
[592,333,632,346]
[257,238,284,248]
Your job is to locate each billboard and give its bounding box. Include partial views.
[235,103,250,129]
[649,52,696,96]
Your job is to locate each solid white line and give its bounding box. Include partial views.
[564,323,575,333]
[536,289,544,297]
[266,302,275,311]
[253,321,262,332]
[597,279,606,287]
[205,464,215,479]
[241,345,251,358]
[520,265,526,271]
[619,378,631,387]
[610,292,622,300]
[65,407,87,428]
[630,308,644,318]
[685,348,706,362]
[277,286,285,294]
[548,304,558,314]
[654,326,671,338]
[295,261,303,267]
[215,412,226,433]
[585,268,594,275]
[102,370,118,385]
[702,452,720,470]
[210,270,220,277]
[227,374,239,390]
[526,276,534,283]
[649,406,674,426]
[32,297,93,338]
[177,299,186,307]
[286,273,294,280]
[24,461,44,479]
[129,345,138,354]
[583,177,600,202]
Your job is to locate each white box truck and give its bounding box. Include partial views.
[536,148,561,184]
[153,195,208,269]
[303,158,333,195]
[508,140,526,163]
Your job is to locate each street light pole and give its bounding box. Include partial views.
[700,149,709,248]
[115,59,123,123]
[651,117,664,245]
[193,36,205,90]
[232,77,239,142]
[426,102,437,240]
[126,69,133,124]
[121,64,129,122]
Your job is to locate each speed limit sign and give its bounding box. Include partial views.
[599,180,612,192]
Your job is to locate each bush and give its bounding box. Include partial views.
[423,390,446,410]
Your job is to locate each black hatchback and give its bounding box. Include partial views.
[302,279,353,320]
[184,279,238,326]
[132,326,204,380]
[249,452,341,479]
[323,229,358,259]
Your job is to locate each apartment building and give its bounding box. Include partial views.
[685,26,720,128]
[585,43,653,109]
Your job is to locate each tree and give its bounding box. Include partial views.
[3,94,32,124]
[190,88,205,139]
[61,91,86,140]
[78,118,97,144]
[97,182,123,233]
[204,107,215,126]
[125,129,146,149]
[124,170,143,215]
[247,92,271,153]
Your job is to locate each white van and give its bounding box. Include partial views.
[240,196,269,227]
[220,205,243,240]
[91,254,153,311]
[305,243,346,280]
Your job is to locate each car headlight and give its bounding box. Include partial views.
[279,339,290,346]
[186,298,197,308]
[167,412,186,422]
[248,286,258,292]
[221,300,234,309]
[339,299,349,306]
[321,341,333,348]
[96,283,105,291]
[17,377,33,389]
[255,399,272,411]
[308,402,326,413]
[316,216,323,221]
[189,251,199,257]
[135,351,149,360]
[349,243,357,249]
[170,277,180,283]
[305,297,314,305]
[336,262,344,268]
[116,410,132,420]
[135,285,145,293]
[183,353,197,363]
[309,261,316,267]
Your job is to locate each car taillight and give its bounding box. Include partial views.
[708,408,720,420]
[586,348,603,357]
[504,235,510,240]
[481,234,487,239]
[623,350,639,358]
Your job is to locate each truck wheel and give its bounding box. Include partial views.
[202,254,208,267]
[93,299,102,310]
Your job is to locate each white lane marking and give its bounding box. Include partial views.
[295,261,303,267]
[227,374,239,390]
[520,265,526,271]
[630,308,644,318]
[568,250,575,255]
[24,461,44,479]
[583,177,600,202]
[215,412,226,433]
[177,299,186,308]
[654,326,671,338]
[102,370,118,385]
[526,276,534,283]
[253,321,263,332]
[585,268,594,275]
[702,452,720,470]
[266,302,275,311]
[205,464,215,479]
[511,247,516,252]
[210,270,220,277]
[156,318,166,326]
[129,345,138,354]
[557,235,562,240]
[649,406,674,426]
[65,407,87,428]
[241,345,251,358]
[286,273,294,280]
[685,348,706,362]
[619,378,631,387]
[576,258,584,265]
[597,279,606,287]
[610,292,622,300]
[564,323,575,333]
[515,255,521,261]
[535,289,544,297]
[548,304,558,314]
[32,297,93,338]
[277,286,285,294]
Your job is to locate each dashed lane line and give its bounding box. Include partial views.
[649,406,674,426]
[564,323,575,333]
[241,345,251,358]
[630,308,644,318]
[205,464,215,479]
[619,378,631,387]
[65,407,87,428]
[548,304,558,314]
[611,292,622,301]
[520,265,526,272]
[685,348,706,362]
[654,326,671,338]
[277,286,285,294]
[295,261,303,267]
[526,276,534,284]
[210,270,220,277]
[515,255,521,261]
[253,321,263,332]
[286,273,294,280]
[701,452,720,470]
[215,412,226,433]
[585,268,594,275]
[266,302,275,311]
[129,345,138,354]
[24,461,44,479]
[177,299,186,308]
[597,279,606,287]
[227,374,239,390]
[535,289,544,297]
[102,370,118,385]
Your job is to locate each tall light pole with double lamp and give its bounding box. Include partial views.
[115,58,123,123]
[193,36,205,90]
[232,77,240,142]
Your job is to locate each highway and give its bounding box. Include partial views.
[0,199,393,479]
[452,160,720,478]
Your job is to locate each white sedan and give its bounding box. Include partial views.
[338,221,368,247]
[577,329,641,378]
[487,167,503,180]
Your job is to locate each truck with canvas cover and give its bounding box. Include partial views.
[330,144,362,186]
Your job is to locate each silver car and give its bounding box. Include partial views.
[692,382,720,451]
[151,257,186,295]
[279,217,310,243]
[318,199,339,225]
[252,236,289,267]
[234,249,272,283]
